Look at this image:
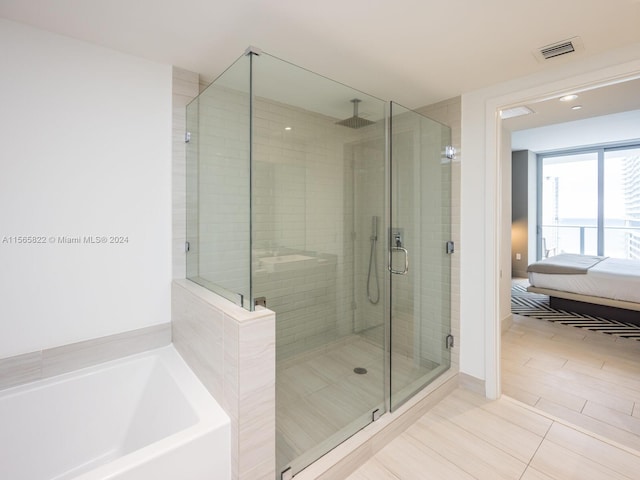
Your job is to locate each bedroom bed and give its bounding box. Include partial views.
[526,253,640,325]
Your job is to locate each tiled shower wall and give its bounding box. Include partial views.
[351,140,386,335]
[191,76,386,360]
[251,98,385,360]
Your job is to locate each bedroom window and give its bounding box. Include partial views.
[538,144,640,260]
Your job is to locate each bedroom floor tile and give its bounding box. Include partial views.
[503,313,640,452]
[582,401,640,436]
[535,397,640,452]
[502,382,541,406]
[502,369,587,412]
[504,359,634,415]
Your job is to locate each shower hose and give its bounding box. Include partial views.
[367,232,380,304]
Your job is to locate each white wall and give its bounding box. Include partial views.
[460,43,640,397]
[0,19,172,358]
[500,125,512,327]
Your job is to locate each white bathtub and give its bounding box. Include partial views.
[0,345,230,480]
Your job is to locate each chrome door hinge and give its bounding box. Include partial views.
[254,296,267,308]
[281,467,293,480]
[185,241,190,253]
[446,334,455,349]
[445,145,456,159]
[372,408,382,421]
[185,132,191,143]
[446,240,455,255]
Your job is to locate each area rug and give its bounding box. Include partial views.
[511,283,640,341]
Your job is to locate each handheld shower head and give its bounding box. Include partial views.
[370,215,378,241]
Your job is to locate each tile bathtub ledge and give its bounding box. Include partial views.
[173,279,275,323]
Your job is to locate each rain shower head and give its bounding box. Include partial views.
[335,99,376,129]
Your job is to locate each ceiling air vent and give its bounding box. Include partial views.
[541,41,575,59]
[534,36,584,63]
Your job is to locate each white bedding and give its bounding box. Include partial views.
[528,257,640,304]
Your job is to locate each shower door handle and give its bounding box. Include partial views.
[389,246,409,275]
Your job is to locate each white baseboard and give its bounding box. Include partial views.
[458,372,486,396]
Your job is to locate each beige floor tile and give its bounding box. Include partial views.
[452,388,552,436]
[278,363,329,397]
[485,396,553,436]
[530,439,633,480]
[551,367,640,407]
[523,354,568,372]
[504,360,634,415]
[582,401,640,436]
[347,387,640,480]
[277,397,333,456]
[501,347,532,366]
[535,398,640,451]
[602,356,640,378]
[348,458,400,480]
[561,361,640,397]
[519,467,558,480]
[502,383,541,406]
[406,413,527,479]
[375,432,477,480]
[503,308,640,452]
[430,392,544,463]
[502,368,587,412]
[545,422,640,479]
[305,353,356,384]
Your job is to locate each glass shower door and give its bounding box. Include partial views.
[249,53,388,478]
[389,102,452,410]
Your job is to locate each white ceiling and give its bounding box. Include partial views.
[505,77,640,151]
[1,0,640,109]
[511,109,640,152]
[503,78,640,132]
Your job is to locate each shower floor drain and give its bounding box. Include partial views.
[353,367,368,375]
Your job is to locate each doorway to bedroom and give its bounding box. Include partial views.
[502,77,640,453]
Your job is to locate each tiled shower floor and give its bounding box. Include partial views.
[276,331,439,471]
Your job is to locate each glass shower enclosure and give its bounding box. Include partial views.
[186,49,451,478]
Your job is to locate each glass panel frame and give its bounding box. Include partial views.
[388,102,452,411]
[185,54,252,307]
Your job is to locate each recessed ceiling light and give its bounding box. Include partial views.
[571,105,583,110]
[560,94,579,102]
[284,126,292,131]
[499,106,534,119]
